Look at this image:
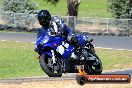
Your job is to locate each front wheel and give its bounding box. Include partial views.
[83,49,102,74]
[39,54,62,77]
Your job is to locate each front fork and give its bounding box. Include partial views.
[36,50,56,65]
[51,50,56,64]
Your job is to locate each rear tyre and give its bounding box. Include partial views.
[39,54,62,77]
[84,49,102,74]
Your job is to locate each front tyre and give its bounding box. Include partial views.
[84,49,102,74]
[39,54,62,77]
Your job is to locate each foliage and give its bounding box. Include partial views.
[1,0,37,28]
[108,0,132,35]
[3,0,37,13]
[108,0,132,19]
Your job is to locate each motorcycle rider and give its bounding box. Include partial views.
[37,10,78,72]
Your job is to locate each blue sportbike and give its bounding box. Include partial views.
[34,32,102,77]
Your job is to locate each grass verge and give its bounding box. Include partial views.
[0,41,44,79]
[0,41,132,79]
[96,49,132,70]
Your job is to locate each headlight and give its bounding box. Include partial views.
[41,36,49,44]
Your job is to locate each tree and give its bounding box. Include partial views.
[67,0,80,30]
[45,0,80,17]
[3,0,37,13]
[44,0,80,30]
[67,0,80,17]
[108,0,132,19]
[2,0,37,28]
[108,0,132,36]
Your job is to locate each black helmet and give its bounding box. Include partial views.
[37,10,51,28]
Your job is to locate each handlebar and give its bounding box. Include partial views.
[88,39,93,43]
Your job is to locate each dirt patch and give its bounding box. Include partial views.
[0,79,131,88]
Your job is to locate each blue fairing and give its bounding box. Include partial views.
[78,35,89,47]
[35,32,74,59]
[62,45,74,59]
[36,33,63,46]
[35,32,88,60]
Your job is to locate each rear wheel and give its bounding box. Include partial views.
[39,54,62,77]
[83,49,102,74]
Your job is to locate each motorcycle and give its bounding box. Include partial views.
[34,31,102,77]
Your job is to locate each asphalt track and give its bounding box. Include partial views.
[0,32,132,50]
[0,69,132,83]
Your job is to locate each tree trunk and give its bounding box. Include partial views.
[67,0,80,16]
[67,0,80,30]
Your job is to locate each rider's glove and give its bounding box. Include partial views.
[67,32,79,47]
[71,36,78,44]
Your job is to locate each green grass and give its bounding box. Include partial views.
[30,0,111,17]
[0,0,112,17]
[0,41,44,79]
[96,49,132,70]
[0,41,132,79]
